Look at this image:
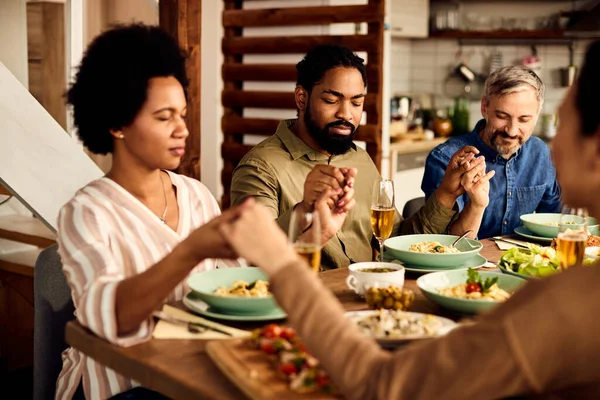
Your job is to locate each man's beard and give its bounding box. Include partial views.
[304,105,357,155]
[488,128,525,156]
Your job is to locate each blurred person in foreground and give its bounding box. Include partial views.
[220,41,600,400]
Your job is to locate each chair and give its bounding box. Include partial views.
[402,196,426,219]
[33,244,76,400]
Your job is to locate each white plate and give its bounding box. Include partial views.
[383,254,488,274]
[183,292,287,322]
[585,246,600,260]
[514,226,553,244]
[344,310,458,347]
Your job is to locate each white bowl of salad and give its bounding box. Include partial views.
[498,245,560,279]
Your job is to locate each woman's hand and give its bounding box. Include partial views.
[219,198,299,275]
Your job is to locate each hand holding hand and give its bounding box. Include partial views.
[301,165,347,211]
[219,199,298,275]
[460,158,495,209]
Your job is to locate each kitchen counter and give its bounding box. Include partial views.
[389,137,448,155]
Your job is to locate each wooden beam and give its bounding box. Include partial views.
[366,0,385,170]
[223,34,378,55]
[159,0,202,181]
[221,90,377,113]
[222,142,254,163]
[221,116,379,143]
[223,5,381,28]
[221,0,244,209]
[222,64,297,82]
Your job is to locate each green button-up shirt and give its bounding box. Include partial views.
[231,119,457,269]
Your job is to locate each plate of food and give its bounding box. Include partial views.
[383,234,483,268]
[498,245,561,279]
[345,309,457,346]
[514,226,554,244]
[183,292,287,322]
[186,268,282,315]
[417,269,524,314]
[520,213,599,238]
[206,324,340,399]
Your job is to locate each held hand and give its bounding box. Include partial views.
[436,146,480,208]
[219,199,298,274]
[301,165,347,211]
[185,205,249,262]
[461,161,495,209]
[314,188,356,244]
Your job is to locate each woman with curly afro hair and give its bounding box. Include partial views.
[55,24,245,400]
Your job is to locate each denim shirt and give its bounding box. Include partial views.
[421,119,562,239]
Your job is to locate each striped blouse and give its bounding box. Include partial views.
[54,171,241,400]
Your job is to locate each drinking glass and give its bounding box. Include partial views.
[557,206,588,270]
[371,178,395,262]
[288,208,322,273]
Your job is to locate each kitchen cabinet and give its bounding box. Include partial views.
[392,150,428,211]
[390,0,429,38]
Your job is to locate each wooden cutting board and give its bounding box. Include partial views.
[206,339,339,400]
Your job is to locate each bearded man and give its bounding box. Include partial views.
[231,45,490,269]
[422,66,561,239]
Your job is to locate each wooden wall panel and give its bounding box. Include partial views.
[220,0,385,208]
[159,0,202,180]
[223,34,378,55]
[223,5,380,28]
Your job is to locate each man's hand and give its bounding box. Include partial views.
[300,165,348,212]
[314,188,356,244]
[435,146,481,209]
[461,157,495,208]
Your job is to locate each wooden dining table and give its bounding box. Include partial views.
[65,238,506,400]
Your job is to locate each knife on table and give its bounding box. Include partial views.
[152,311,233,336]
[492,236,533,249]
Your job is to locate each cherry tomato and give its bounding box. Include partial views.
[260,341,277,355]
[280,327,296,341]
[316,375,331,387]
[262,324,282,339]
[279,363,298,376]
[465,282,482,293]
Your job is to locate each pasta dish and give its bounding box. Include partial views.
[437,268,511,301]
[408,241,460,254]
[438,283,510,301]
[349,310,445,338]
[214,280,271,297]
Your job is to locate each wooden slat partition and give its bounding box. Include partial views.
[221,0,385,208]
[223,34,378,55]
[223,5,380,27]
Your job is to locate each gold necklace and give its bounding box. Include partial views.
[158,172,168,224]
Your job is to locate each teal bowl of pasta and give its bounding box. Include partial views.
[383,234,483,268]
[417,270,525,314]
[186,268,282,315]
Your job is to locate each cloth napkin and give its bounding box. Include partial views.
[152,304,251,340]
[495,240,517,251]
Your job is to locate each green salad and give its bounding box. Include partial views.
[499,245,560,278]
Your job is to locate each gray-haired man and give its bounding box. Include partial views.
[421,66,561,239]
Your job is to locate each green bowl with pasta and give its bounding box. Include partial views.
[383,234,483,268]
[417,270,525,314]
[186,268,282,315]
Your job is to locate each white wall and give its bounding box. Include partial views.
[0,0,31,216]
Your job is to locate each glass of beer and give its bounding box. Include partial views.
[371,178,395,262]
[288,208,321,273]
[557,206,588,270]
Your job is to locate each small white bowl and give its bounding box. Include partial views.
[346,262,405,296]
[585,246,600,260]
